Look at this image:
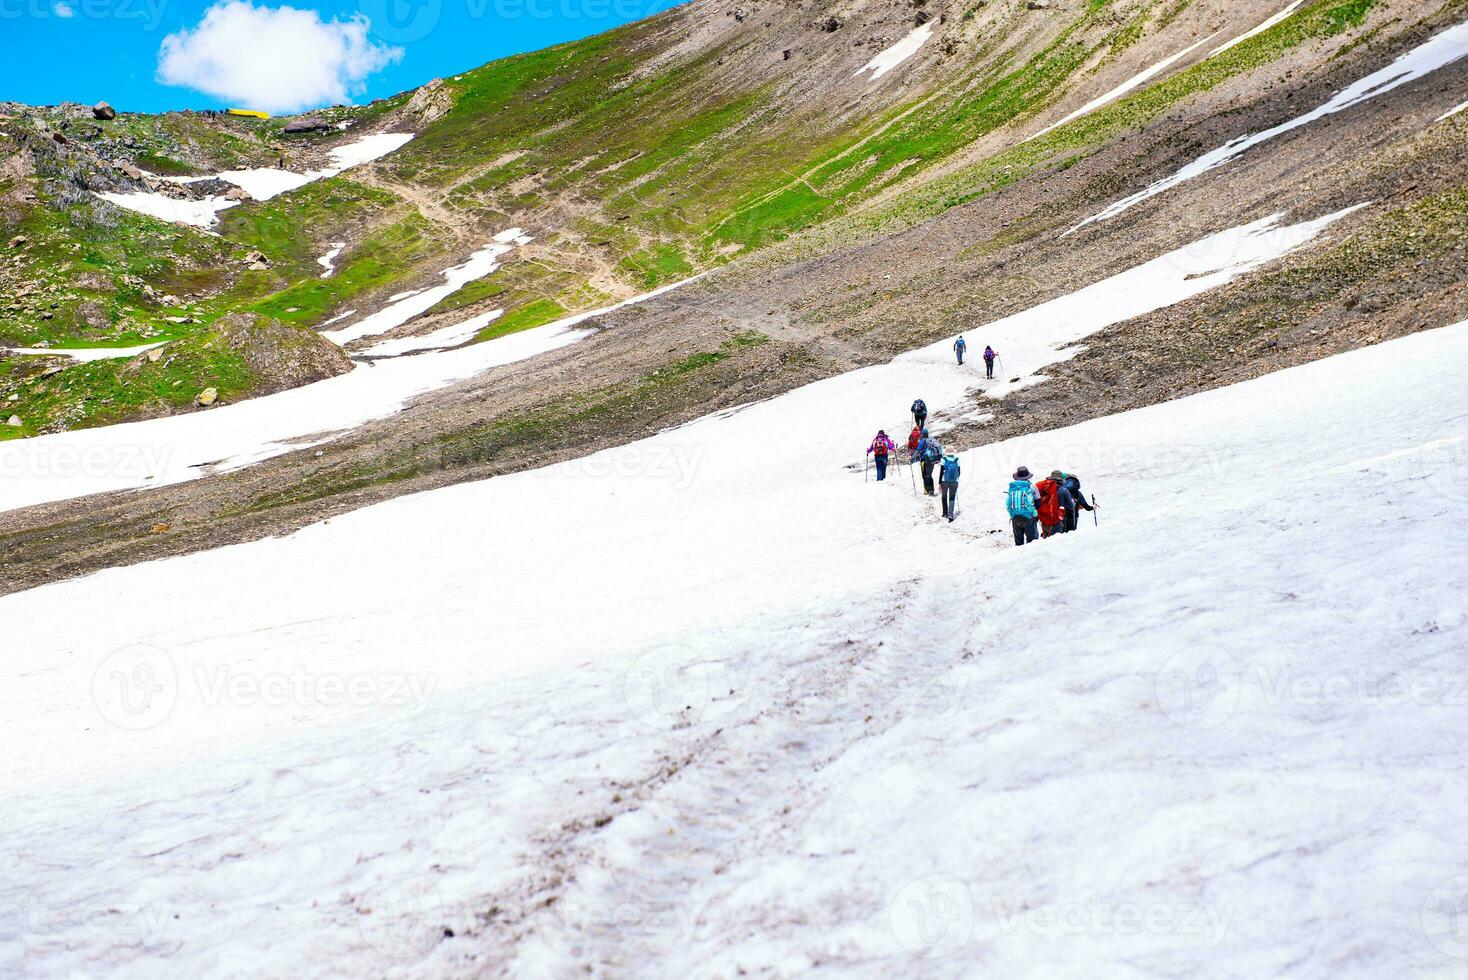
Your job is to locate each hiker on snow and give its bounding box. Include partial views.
[907,424,922,459]
[1006,466,1039,546]
[911,398,927,430]
[954,335,966,365]
[915,429,942,496]
[983,345,997,379]
[1060,472,1094,532]
[867,429,895,481]
[939,452,961,521]
[1036,470,1074,538]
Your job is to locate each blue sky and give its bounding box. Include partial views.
[1,0,682,113]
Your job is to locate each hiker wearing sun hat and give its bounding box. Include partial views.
[1006,466,1039,546]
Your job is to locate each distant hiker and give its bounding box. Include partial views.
[916,429,942,496]
[1007,466,1039,546]
[954,335,966,365]
[983,345,996,380]
[867,429,895,481]
[1060,472,1094,532]
[939,452,961,521]
[911,398,928,430]
[1036,471,1074,538]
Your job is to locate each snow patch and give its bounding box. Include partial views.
[855,24,933,81]
[1,342,166,362]
[1027,34,1218,143]
[322,235,526,347]
[1438,98,1468,121]
[364,309,504,357]
[1209,0,1305,57]
[1067,21,1468,234]
[98,132,415,228]
[317,242,345,278]
[95,190,238,227]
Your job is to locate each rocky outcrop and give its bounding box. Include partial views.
[92,102,116,121]
[403,78,452,125]
[283,117,332,134]
[211,312,354,396]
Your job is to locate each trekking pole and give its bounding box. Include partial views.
[1092,494,1099,527]
[864,453,869,483]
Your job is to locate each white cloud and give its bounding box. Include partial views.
[52,2,75,17]
[157,1,403,114]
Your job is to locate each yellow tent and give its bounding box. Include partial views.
[227,108,271,120]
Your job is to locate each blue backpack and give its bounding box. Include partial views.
[1006,480,1037,519]
[940,454,960,483]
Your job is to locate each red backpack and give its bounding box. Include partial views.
[907,428,921,451]
[1036,479,1063,524]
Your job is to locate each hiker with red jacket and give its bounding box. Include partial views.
[1035,470,1075,538]
[867,429,895,481]
[907,425,922,459]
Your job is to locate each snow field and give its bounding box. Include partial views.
[4,313,1466,976]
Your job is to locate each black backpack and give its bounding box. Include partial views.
[912,399,926,414]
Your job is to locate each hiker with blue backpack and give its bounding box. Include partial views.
[953,336,966,365]
[1006,466,1040,546]
[911,398,928,430]
[915,429,942,496]
[939,452,961,521]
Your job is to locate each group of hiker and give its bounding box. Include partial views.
[865,393,1095,543]
[952,336,998,379]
